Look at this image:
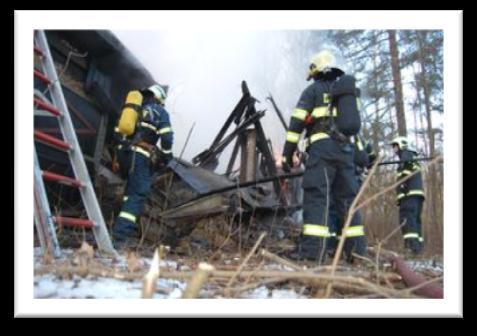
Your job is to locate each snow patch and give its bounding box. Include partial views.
[270,289,304,299]
[240,286,270,299]
[34,274,187,299]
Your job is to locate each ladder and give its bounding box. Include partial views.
[33,30,117,258]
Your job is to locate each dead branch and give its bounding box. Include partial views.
[225,231,267,291]
[399,276,443,297]
[374,220,406,285]
[356,155,443,211]
[160,269,412,298]
[325,155,443,297]
[324,157,382,297]
[142,248,160,298]
[182,262,216,299]
[234,260,266,296]
[232,277,286,296]
[260,249,305,271]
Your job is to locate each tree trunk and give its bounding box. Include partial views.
[416,31,435,158]
[416,31,439,254]
[413,69,430,157]
[387,30,407,136]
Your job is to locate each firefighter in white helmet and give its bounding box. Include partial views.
[390,136,425,256]
[112,83,174,245]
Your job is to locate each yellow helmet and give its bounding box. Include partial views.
[307,50,343,80]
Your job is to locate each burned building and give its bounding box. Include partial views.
[34,30,300,252]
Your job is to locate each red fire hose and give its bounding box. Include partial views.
[391,256,443,299]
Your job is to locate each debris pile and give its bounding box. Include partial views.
[34,241,443,299]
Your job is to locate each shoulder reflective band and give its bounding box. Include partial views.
[119,211,136,223]
[160,148,173,154]
[403,232,419,239]
[158,126,172,134]
[396,170,414,178]
[309,132,330,144]
[140,122,158,131]
[291,108,308,121]
[131,146,151,158]
[286,131,301,143]
[356,137,364,151]
[419,236,424,242]
[312,106,337,118]
[303,224,329,237]
[344,225,365,237]
[397,189,425,200]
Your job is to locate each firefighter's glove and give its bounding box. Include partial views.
[282,156,292,173]
[113,131,130,147]
[152,149,173,171]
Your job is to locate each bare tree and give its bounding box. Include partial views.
[387,30,407,136]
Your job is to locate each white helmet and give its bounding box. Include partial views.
[148,84,167,104]
[307,50,344,80]
[390,136,416,152]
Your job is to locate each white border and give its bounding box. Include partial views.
[15,10,462,317]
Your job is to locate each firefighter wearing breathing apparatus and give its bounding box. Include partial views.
[282,51,367,263]
[390,136,425,256]
[112,84,174,244]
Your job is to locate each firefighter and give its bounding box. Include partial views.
[327,135,377,256]
[282,50,366,263]
[113,84,174,244]
[390,136,425,256]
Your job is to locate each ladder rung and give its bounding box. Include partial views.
[54,216,95,228]
[34,45,45,57]
[34,130,71,151]
[42,170,82,188]
[34,97,62,116]
[34,69,51,85]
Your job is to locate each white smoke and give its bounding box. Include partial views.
[113,30,312,172]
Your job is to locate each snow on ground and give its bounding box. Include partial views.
[238,286,306,299]
[34,271,308,299]
[34,248,186,299]
[34,274,186,299]
[33,248,443,299]
[406,259,443,275]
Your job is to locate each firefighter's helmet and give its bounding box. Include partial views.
[307,50,344,80]
[148,84,167,104]
[390,136,416,152]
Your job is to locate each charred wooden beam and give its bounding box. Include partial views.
[226,137,241,176]
[192,85,250,165]
[196,111,265,168]
[240,129,258,183]
[266,94,288,131]
[160,193,231,220]
[253,110,282,199]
